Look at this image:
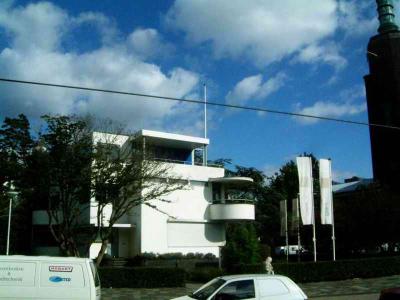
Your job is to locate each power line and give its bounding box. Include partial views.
[1,77,399,131]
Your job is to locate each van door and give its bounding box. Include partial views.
[38,262,89,299]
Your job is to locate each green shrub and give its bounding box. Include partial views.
[274,256,400,283]
[195,261,219,269]
[187,267,225,283]
[99,267,186,288]
[158,252,184,260]
[126,255,146,267]
[227,263,265,274]
[204,253,217,260]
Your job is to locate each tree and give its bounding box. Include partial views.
[37,115,93,256]
[0,114,33,212]
[91,131,185,266]
[222,222,261,270]
[0,114,34,254]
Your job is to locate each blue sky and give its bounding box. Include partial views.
[0,0,392,181]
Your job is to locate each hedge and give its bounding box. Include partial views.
[99,267,186,288]
[187,267,225,283]
[193,256,400,283]
[274,256,400,283]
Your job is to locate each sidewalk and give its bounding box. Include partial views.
[101,275,400,300]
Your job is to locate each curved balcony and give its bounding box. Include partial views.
[209,199,255,221]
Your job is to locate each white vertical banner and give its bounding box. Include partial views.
[319,159,333,225]
[291,198,300,233]
[296,157,315,225]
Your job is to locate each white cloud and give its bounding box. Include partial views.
[337,0,377,37]
[127,28,174,60]
[226,72,286,106]
[165,0,338,66]
[295,42,347,71]
[0,2,200,132]
[295,100,366,124]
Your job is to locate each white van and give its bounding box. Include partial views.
[0,255,101,300]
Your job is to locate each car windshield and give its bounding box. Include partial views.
[190,278,226,300]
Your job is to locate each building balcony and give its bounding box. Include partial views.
[208,199,255,221]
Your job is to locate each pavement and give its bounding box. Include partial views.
[101,274,400,300]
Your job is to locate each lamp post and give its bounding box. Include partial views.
[5,183,18,255]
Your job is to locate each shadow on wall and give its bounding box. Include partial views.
[204,223,226,243]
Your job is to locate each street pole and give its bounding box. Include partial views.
[6,194,12,255]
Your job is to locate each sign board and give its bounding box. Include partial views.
[0,262,36,286]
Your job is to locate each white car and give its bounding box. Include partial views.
[171,274,307,300]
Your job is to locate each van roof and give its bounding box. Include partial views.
[0,255,92,262]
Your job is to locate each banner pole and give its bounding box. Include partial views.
[285,199,289,262]
[310,157,317,262]
[325,158,336,261]
[312,219,317,262]
[296,196,301,262]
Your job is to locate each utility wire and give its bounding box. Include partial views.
[1,77,400,131]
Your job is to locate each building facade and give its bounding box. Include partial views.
[89,130,255,258]
[364,0,400,189]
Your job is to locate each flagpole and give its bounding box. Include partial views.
[285,200,289,262]
[204,83,207,139]
[310,157,317,262]
[329,159,336,261]
[203,83,208,166]
[296,196,301,262]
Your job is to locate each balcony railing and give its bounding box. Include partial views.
[212,199,255,204]
[151,157,223,167]
[208,199,255,221]
[153,157,192,165]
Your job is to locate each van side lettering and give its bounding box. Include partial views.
[49,276,71,283]
[49,266,73,272]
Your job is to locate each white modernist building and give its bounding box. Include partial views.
[89,129,255,258]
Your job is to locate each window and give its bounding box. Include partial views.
[258,279,289,297]
[212,183,222,201]
[215,280,255,300]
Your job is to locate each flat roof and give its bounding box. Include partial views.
[332,178,373,194]
[136,129,209,149]
[0,255,91,262]
[209,177,254,185]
